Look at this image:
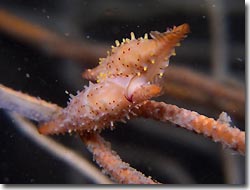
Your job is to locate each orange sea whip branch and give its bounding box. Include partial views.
[136,100,245,154]
[0,84,158,184]
[80,133,159,184]
[163,66,245,120]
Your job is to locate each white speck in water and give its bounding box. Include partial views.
[17,67,21,71]
[65,90,69,94]
[4,177,9,183]
[137,3,142,7]
[46,15,50,19]
[25,73,30,78]
[202,15,206,19]
[24,57,29,62]
[236,57,243,62]
[64,33,70,37]
[86,35,90,39]
[30,178,35,183]
[137,25,140,28]
[212,4,216,8]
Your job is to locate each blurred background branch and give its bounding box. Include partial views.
[0,9,107,65]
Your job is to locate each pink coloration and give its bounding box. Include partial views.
[135,100,245,154]
[39,24,190,135]
[84,24,190,83]
[81,133,159,184]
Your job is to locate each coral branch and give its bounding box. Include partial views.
[7,112,112,184]
[0,84,61,122]
[0,84,157,183]
[80,133,159,184]
[136,100,245,154]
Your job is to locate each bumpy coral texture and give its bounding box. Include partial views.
[39,24,190,135]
